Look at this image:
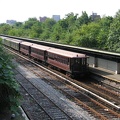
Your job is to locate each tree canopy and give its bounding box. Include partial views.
[1,10,120,52]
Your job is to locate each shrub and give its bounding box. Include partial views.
[0,39,21,113]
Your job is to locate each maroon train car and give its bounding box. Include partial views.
[20,42,33,55]
[46,48,88,77]
[31,44,50,62]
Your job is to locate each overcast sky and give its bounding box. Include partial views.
[0,0,120,23]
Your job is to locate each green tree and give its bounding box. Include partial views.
[8,28,24,37]
[0,39,21,113]
[23,17,38,29]
[72,22,101,48]
[29,22,43,38]
[76,11,91,27]
[107,10,120,52]
[14,22,23,28]
[58,18,68,31]
[40,18,56,40]
[64,12,78,32]
[97,16,113,50]
[0,24,12,34]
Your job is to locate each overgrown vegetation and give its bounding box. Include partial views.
[0,38,21,113]
[0,10,120,52]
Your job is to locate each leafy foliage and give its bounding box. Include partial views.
[107,10,120,52]
[0,24,12,35]
[0,39,21,112]
[0,10,120,52]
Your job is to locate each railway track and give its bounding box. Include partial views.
[17,55,120,109]
[14,70,72,120]
[6,47,120,120]
[70,80,120,108]
[16,57,120,119]
[90,71,120,91]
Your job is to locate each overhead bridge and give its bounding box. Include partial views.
[1,34,120,74]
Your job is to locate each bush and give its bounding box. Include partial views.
[0,39,21,113]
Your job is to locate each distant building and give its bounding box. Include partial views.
[52,15,60,22]
[6,20,16,25]
[39,16,48,22]
[90,13,101,21]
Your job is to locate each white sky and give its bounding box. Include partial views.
[0,0,120,23]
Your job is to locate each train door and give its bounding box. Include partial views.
[81,58,88,71]
[19,43,20,52]
[70,58,81,72]
[44,51,48,62]
[29,46,31,57]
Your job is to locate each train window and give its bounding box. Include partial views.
[39,51,43,56]
[76,59,80,64]
[32,48,39,54]
[52,55,68,65]
[49,53,54,60]
[71,59,75,66]
[63,58,67,65]
[34,49,36,52]
[82,58,86,65]
[22,45,27,50]
[66,58,69,65]
[21,46,24,49]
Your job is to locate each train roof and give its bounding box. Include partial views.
[31,44,86,58]
[1,36,7,39]
[4,38,22,42]
[47,48,86,58]
[5,37,14,40]
[11,39,22,42]
[10,39,22,43]
[20,41,33,46]
[31,44,50,51]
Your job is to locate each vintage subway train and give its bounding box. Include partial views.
[2,37,89,78]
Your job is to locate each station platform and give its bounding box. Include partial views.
[89,66,120,83]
